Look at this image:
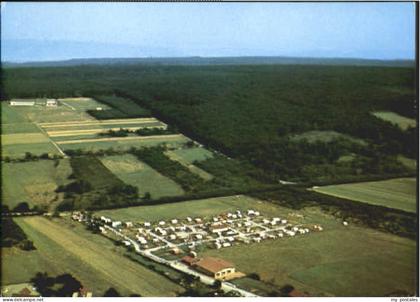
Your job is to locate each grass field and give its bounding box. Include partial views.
[312,178,416,213]
[57,97,112,111]
[1,159,73,209]
[1,142,61,158]
[165,150,213,180]
[169,147,214,163]
[1,217,182,296]
[372,111,416,130]
[99,154,184,198]
[87,95,151,119]
[291,130,366,145]
[96,195,416,296]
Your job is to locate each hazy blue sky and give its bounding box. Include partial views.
[1,2,416,62]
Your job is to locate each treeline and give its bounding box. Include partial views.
[1,217,36,250]
[98,127,175,138]
[251,186,417,239]
[1,64,416,183]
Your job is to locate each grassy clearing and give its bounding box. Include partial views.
[16,105,93,123]
[291,130,366,145]
[397,155,417,170]
[165,150,213,180]
[3,217,182,296]
[169,147,214,163]
[99,154,184,198]
[372,111,416,130]
[313,178,416,213]
[1,159,72,209]
[96,195,416,296]
[88,95,151,119]
[57,98,111,111]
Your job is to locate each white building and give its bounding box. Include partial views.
[10,100,35,106]
[46,99,57,107]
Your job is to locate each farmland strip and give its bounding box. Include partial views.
[56,134,184,144]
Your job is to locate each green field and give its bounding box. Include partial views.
[291,130,366,145]
[373,111,416,130]
[1,217,182,296]
[96,195,416,296]
[169,147,214,163]
[1,159,72,209]
[99,154,184,198]
[1,142,61,158]
[165,150,213,180]
[313,178,416,213]
[1,103,63,158]
[87,95,151,119]
[95,195,260,222]
[58,97,112,111]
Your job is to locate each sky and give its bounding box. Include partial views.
[1,2,416,62]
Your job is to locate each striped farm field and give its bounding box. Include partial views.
[47,125,166,137]
[38,117,161,128]
[56,134,184,145]
[312,178,416,213]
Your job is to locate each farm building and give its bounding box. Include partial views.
[194,257,236,281]
[9,100,35,106]
[46,99,58,107]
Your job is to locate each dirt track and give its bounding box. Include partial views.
[55,134,184,144]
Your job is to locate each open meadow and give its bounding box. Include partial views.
[1,159,72,209]
[312,178,416,213]
[95,195,416,296]
[372,111,416,130]
[1,216,183,296]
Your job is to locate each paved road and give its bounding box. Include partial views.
[103,225,259,297]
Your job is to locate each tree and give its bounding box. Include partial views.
[103,287,121,297]
[143,192,152,201]
[13,202,31,213]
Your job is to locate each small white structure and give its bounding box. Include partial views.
[222,242,231,247]
[96,107,103,111]
[343,221,349,226]
[281,219,288,224]
[112,221,122,228]
[123,240,131,246]
[215,242,222,249]
[186,217,192,222]
[125,222,133,228]
[171,219,178,224]
[195,218,202,223]
[10,100,35,106]
[195,234,203,240]
[144,222,151,227]
[99,226,107,234]
[169,234,177,240]
[159,221,166,226]
[255,211,260,216]
[213,217,219,222]
[46,99,57,107]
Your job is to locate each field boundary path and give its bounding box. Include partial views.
[34,123,67,157]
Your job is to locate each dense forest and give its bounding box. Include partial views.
[1,64,417,182]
